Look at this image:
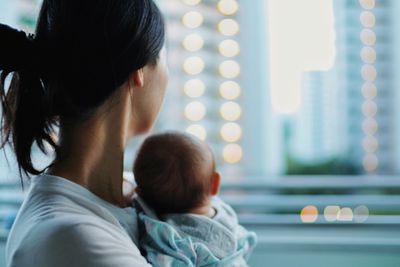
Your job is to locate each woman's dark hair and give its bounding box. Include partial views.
[0,0,165,176]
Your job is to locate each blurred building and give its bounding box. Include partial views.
[333,0,393,174]
[289,0,395,175]
[290,71,343,164]
[147,0,282,178]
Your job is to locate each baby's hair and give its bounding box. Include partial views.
[134,131,214,215]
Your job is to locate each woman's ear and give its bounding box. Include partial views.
[129,68,145,89]
[210,172,221,196]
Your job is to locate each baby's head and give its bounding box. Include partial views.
[133,131,220,215]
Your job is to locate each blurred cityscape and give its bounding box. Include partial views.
[1,0,400,178]
[2,1,400,267]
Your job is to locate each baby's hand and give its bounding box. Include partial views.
[123,179,136,206]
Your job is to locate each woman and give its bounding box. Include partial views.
[0,0,167,266]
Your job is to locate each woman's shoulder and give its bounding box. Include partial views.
[17,174,137,231]
[7,219,150,267]
[6,174,148,267]
[11,174,140,240]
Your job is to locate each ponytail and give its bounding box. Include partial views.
[0,0,165,177]
[0,24,57,176]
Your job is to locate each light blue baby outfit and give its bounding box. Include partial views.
[136,197,257,267]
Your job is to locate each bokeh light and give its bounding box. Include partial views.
[354,205,370,223]
[362,100,378,117]
[361,65,377,81]
[182,11,204,29]
[218,19,240,36]
[183,34,204,52]
[184,101,206,121]
[359,0,375,10]
[324,206,341,222]
[186,124,207,140]
[362,118,378,135]
[362,82,377,100]
[217,0,239,16]
[219,81,241,100]
[182,0,201,6]
[360,11,376,28]
[184,79,206,98]
[363,153,379,172]
[183,56,205,75]
[360,29,376,46]
[219,60,241,79]
[220,102,242,121]
[363,135,379,153]
[221,122,242,142]
[219,39,240,58]
[300,205,319,223]
[222,144,243,164]
[337,207,354,221]
[361,47,376,64]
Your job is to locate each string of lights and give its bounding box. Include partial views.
[359,0,379,173]
[159,0,244,168]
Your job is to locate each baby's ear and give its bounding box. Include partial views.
[210,172,221,196]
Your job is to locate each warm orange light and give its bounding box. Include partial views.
[301,205,319,223]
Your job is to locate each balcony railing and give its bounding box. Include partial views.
[1,175,400,242]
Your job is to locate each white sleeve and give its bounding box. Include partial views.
[11,223,153,267]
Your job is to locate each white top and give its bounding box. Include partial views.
[6,174,152,267]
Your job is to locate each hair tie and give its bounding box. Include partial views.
[0,24,40,73]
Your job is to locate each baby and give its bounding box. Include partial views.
[133,131,257,267]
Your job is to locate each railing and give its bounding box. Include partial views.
[220,175,400,226]
[2,175,400,243]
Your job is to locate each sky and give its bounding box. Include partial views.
[267,0,336,113]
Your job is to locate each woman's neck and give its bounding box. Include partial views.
[48,90,134,207]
